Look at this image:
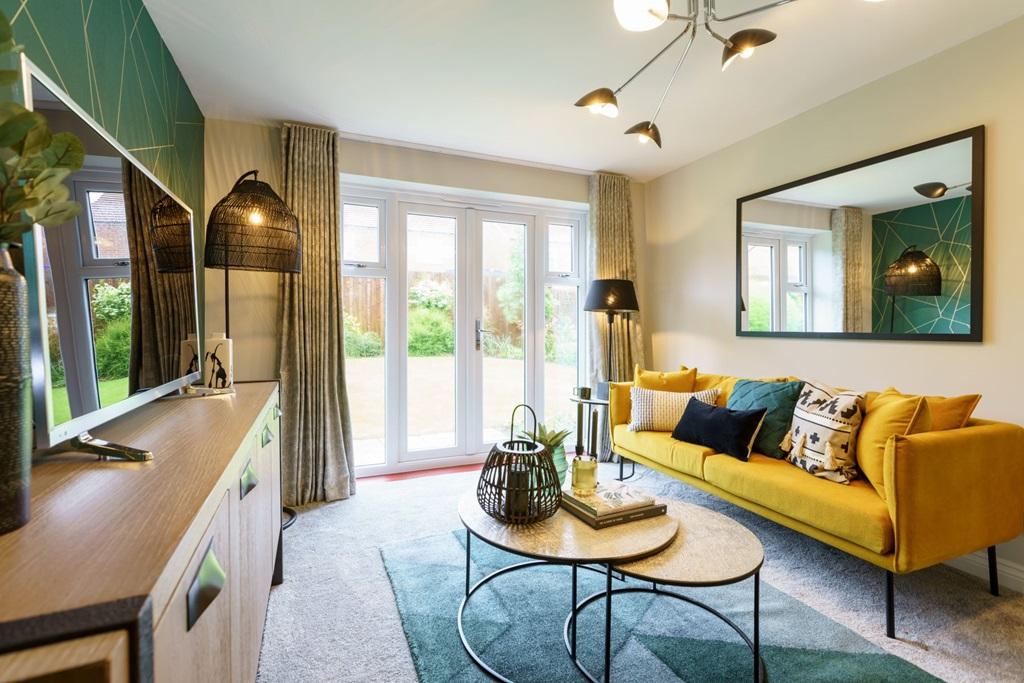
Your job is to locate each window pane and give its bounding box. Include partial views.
[786,291,807,332]
[544,285,578,434]
[746,244,773,332]
[787,244,804,285]
[407,213,457,451]
[343,276,386,466]
[481,221,526,444]
[87,191,128,260]
[548,223,574,273]
[343,203,381,263]
[40,238,71,425]
[86,278,131,408]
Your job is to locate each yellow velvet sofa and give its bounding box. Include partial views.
[608,376,1024,637]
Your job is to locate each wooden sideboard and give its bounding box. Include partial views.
[0,382,283,682]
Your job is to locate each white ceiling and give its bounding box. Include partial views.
[768,137,973,213]
[144,0,1024,182]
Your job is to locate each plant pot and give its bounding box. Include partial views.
[0,244,30,534]
[551,445,568,486]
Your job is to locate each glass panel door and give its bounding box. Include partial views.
[476,215,531,447]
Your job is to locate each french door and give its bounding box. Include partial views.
[342,188,586,475]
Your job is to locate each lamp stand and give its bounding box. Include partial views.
[889,293,896,334]
[224,269,231,339]
[597,310,617,400]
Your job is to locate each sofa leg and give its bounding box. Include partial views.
[988,546,1000,597]
[885,571,895,639]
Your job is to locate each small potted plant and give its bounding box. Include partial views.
[519,423,572,486]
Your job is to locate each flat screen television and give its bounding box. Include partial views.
[21,58,201,460]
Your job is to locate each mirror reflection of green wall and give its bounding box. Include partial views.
[871,197,972,334]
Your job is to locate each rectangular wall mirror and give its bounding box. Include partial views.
[736,126,984,342]
[22,60,201,453]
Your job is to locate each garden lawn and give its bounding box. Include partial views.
[50,377,130,426]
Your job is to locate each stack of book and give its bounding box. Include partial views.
[560,482,667,529]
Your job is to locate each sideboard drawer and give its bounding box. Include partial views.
[0,630,129,682]
[153,491,232,683]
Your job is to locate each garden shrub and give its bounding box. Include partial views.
[93,318,131,380]
[344,313,383,358]
[408,307,454,356]
[90,281,132,323]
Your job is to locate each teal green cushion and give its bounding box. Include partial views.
[726,379,804,459]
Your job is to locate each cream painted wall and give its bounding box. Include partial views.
[204,120,646,380]
[642,17,1024,566]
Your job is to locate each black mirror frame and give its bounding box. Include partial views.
[735,125,984,343]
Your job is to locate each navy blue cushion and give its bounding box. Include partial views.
[671,399,767,461]
[727,379,805,459]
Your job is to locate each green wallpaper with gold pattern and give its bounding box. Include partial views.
[1,0,204,217]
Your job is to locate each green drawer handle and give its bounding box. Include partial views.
[186,539,226,631]
[239,459,259,500]
[273,404,282,419]
[261,425,274,447]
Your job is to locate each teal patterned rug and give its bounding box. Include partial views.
[381,530,941,682]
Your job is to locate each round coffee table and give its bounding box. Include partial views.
[458,492,679,683]
[564,500,766,682]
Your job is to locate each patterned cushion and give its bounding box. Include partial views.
[628,387,720,432]
[727,380,805,459]
[781,381,866,484]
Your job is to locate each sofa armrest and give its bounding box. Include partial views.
[607,382,633,449]
[885,421,1024,573]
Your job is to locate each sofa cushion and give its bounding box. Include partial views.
[872,387,981,431]
[672,399,767,461]
[782,381,866,484]
[857,390,932,499]
[628,387,720,432]
[634,364,697,392]
[612,425,716,479]
[727,379,804,459]
[704,454,894,554]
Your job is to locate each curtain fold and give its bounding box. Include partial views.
[124,160,196,392]
[588,172,645,461]
[831,206,867,333]
[278,123,354,506]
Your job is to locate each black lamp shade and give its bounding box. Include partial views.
[149,194,194,273]
[884,246,941,296]
[584,279,639,313]
[205,170,301,273]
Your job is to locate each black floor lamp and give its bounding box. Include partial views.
[584,278,639,399]
[206,170,301,532]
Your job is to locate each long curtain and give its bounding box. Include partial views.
[124,160,196,392]
[588,172,645,460]
[831,206,867,333]
[278,123,354,505]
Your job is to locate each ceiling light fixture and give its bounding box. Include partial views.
[577,0,801,148]
[913,181,972,199]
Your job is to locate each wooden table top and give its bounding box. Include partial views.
[459,492,679,564]
[614,500,764,586]
[0,383,278,626]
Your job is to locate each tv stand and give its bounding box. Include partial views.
[60,431,154,462]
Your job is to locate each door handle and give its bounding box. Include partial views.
[239,459,259,500]
[187,539,226,631]
[475,319,493,351]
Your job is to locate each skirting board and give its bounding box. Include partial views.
[946,550,1024,594]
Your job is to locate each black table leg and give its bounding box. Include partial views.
[754,571,761,683]
[604,563,613,683]
[571,564,578,657]
[465,529,471,598]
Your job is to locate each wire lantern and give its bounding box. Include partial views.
[149,194,194,273]
[884,245,942,296]
[204,170,301,273]
[477,404,562,525]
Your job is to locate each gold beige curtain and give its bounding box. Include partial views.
[588,172,645,460]
[278,123,354,505]
[124,161,196,392]
[831,206,867,333]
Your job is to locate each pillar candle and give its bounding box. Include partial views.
[590,409,598,458]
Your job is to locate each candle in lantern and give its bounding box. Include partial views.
[590,409,598,458]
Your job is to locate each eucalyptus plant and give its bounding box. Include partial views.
[0,10,84,246]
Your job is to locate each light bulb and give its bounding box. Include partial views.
[613,0,669,32]
[249,211,264,225]
[638,135,649,144]
[908,265,918,273]
[588,102,619,118]
[741,47,755,59]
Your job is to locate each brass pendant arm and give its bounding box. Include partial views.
[707,0,798,23]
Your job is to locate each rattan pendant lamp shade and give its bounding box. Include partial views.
[149,194,195,273]
[205,170,301,273]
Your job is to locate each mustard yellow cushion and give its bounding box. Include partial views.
[679,367,740,405]
[704,453,894,554]
[612,425,715,479]
[876,388,981,431]
[633,365,697,393]
[857,390,932,499]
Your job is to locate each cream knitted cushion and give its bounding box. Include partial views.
[628,387,720,432]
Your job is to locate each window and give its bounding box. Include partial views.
[342,198,385,267]
[543,216,585,433]
[741,232,812,333]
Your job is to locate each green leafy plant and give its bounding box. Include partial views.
[408,279,452,311]
[0,11,85,245]
[518,423,572,451]
[93,317,131,380]
[89,281,132,323]
[343,313,383,358]
[407,306,454,356]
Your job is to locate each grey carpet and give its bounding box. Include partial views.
[257,464,1024,682]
